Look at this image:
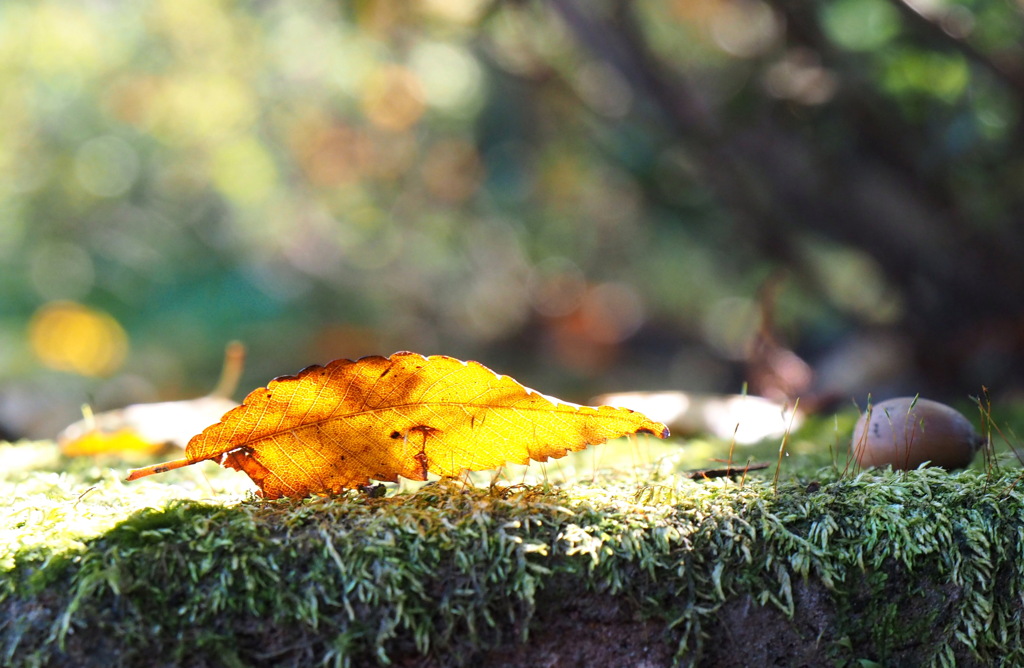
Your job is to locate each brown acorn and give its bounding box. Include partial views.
[852,397,984,470]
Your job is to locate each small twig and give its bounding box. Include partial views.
[974,387,1024,468]
[726,384,745,471]
[846,395,872,478]
[684,462,770,480]
[126,457,192,480]
[210,341,246,399]
[772,397,800,493]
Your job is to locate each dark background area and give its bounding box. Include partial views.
[2,0,1023,439]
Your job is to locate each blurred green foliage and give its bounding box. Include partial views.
[2,0,1023,439]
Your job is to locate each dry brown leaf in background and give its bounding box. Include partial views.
[128,352,669,498]
[59,342,245,456]
[59,396,240,456]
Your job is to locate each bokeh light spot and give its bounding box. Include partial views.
[418,0,487,25]
[25,4,105,75]
[410,41,484,116]
[709,0,781,58]
[764,49,838,105]
[823,0,900,51]
[211,137,279,206]
[74,135,140,197]
[156,74,257,142]
[29,301,129,376]
[361,65,426,132]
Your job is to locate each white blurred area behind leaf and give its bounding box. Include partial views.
[594,391,803,445]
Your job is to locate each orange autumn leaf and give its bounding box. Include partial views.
[126,352,669,499]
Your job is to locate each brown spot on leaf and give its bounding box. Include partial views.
[414,450,429,480]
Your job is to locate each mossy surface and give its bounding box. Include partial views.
[2,435,1023,667]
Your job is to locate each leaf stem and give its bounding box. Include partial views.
[125,458,192,481]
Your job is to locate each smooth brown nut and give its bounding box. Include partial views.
[852,397,983,470]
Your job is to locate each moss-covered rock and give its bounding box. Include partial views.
[2,441,1023,667]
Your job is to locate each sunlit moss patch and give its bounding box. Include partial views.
[2,440,1023,667]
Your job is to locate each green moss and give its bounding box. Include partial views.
[2,439,1024,666]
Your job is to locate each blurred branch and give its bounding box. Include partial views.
[542,0,1024,387]
[887,0,1024,99]
[764,0,956,209]
[545,0,805,267]
[545,0,718,138]
[545,0,980,293]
